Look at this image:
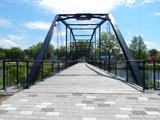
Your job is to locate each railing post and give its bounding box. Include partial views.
[52,61,54,72]
[58,61,60,72]
[142,61,146,92]
[126,61,128,82]
[26,60,29,88]
[153,61,156,90]
[115,60,117,76]
[3,61,6,90]
[65,60,68,69]
[103,60,106,71]
[41,61,44,80]
[16,61,19,86]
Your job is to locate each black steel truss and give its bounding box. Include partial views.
[28,13,144,87]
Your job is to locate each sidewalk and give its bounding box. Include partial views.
[0,63,160,120]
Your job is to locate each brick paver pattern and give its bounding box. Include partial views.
[0,63,160,120]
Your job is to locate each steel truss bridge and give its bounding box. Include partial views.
[27,13,144,88]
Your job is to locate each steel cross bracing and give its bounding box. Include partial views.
[28,13,144,87]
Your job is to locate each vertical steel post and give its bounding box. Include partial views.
[52,61,54,72]
[66,26,68,58]
[143,61,146,92]
[3,61,6,90]
[108,23,111,73]
[94,30,96,61]
[26,60,29,88]
[41,61,44,80]
[16,61,19,86]
[153,61,156,90]
[115,60,117,76]
[70,30,71,54]
[126,61,129,82]
[99,26,101,67]
[58,61,60,72]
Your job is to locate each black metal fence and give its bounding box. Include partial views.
[1,60,160,91]
[89,60,160,91]
[1,60,77,91]
[0,61,3,90]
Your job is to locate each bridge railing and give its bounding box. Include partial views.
[89,60,160,91]
[1,60,77,91]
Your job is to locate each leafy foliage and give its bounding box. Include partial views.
[129,35,147,60]
[100,32,121,60]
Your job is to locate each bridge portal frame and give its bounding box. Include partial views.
[28,13,143,87]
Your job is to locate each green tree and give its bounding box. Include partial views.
[129,35,147,60]
[55,46,66,59]
[0,48,6,60]
[158,52,160,60]
[6,47,25,60]
[26,42,55,60]
[67,40,92,60]
[100,32,121,60]
[148,49,158,61]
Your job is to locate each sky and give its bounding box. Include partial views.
[0,0,160,50]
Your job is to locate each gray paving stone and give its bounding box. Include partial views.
[97,103,111,107]
[127,97,138,100]
[145,107,159,111]
[148,97,159,100]
[132,110,147,115]
[41,108,55,112]
[0,110,8,114]
[28,94,38,97]
[1,63,160,119]
[94,98,105,101]
[56,95,67,98]
[72,93,82,96]
[81,100,93,104]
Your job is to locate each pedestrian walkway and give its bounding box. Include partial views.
[0,63,160,120]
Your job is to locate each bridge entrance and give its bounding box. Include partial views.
[27,13,143,88]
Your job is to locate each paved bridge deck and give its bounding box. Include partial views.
[0,63,160,120]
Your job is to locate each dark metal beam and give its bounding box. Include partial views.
[70,29,77,54]
[75,39,90,41]
[58,16,70,29]
[59,13,109,21]
[99,26,101,61]
[74,35,92,36]
[88,29,96,60]
[59,13,108,16]
[108,14,144,86]
[94,30,97,60]
[89,29,96,48]
[68,24,98,26]
[94,17,108,30]
[66,26,68,58]
[28,15,59,86]
[72,28,94,30]
[70,42,95,43]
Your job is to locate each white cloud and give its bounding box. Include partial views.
[33,0,160,13]
[145,41,160,51]
[25,21,50,30]
[34,0,137,14]
[155,12,160,16]
[0,34,25,48]
[7,35,24,41]
[128,32,133,35]
[0,38,18,48]
[140,0,160,5]
[0,18,11,28]
[126,40,160,51]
